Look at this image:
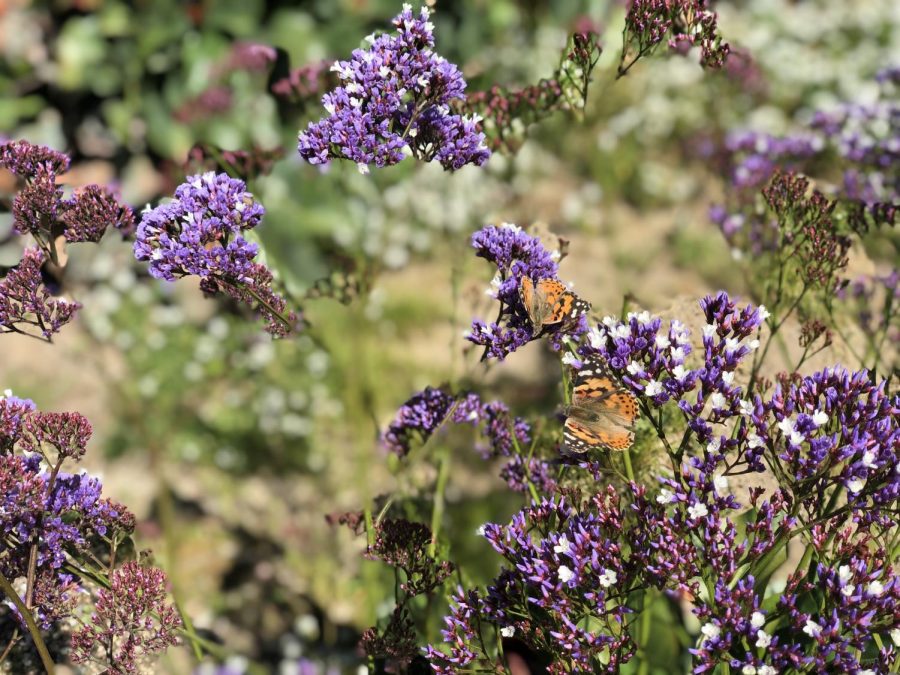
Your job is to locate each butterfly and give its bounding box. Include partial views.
[563,355,639,453]
[519,276,591,338]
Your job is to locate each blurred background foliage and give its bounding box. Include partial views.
[1,0,898,672]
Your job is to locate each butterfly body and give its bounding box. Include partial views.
[519,276,590,337]
[563,356,638,453]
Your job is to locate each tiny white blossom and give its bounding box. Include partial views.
[558,565,575,583]
[710,392,727,410]
[0,389,10,399]
[561,353,580,367]
[672,364,688,382]
[553,535,571,555]
[777,418,796,436]
[602,315,618,328]
[700,623,721,640]
[750,611,766,628]
[758,305,771,321]
[500,626,515,638]
[840,584,855,597]
[789,430,805,446]
[741,667,756,675]
[655,334,671,349]
[356,162,370,175]
[748,339,760,351]
[724,337,741,353]
[588,327,608,350]
[713,475,729,496]
[476,524,487,536]
[757,667,776,675]
[598,569,618,588]
[688,502,708,519]
[499,222,522,233]
[627,360,645,376]
[740,399,754,416]
[707,437,722,453]
[656,488,676,505]
[633,310,652,325]
[803,619,822,638]
[847,477,865,494]
[644,380,663,397]
[867,580,884,596]
[670,346,687,363]
[702,323,717,338]
[811,409,828,426]
[748,433,765,449]
[838,565,853,583]
[858,670,875,675]
[755,629,772,648]
[721,371,735,385]
[861,450,877,469]
[612,324,631,339]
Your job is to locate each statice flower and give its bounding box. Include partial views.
[0,391,36,449]
[0,247,81,341]
[133,171,298,337]
[59,184,135,243]
[620,0,730,76]
[767,366,899,526]
[70,561,182,673]
[297,4,490,173]
[466,223,588,361]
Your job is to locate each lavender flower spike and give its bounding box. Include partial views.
[298,4,490,174]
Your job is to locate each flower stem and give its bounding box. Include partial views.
[0,571,55,673]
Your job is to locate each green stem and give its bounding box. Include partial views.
[0,571,55,673]
[429,450,451,558]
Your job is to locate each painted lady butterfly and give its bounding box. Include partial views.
[563,355,639,453]
[519,276,591,338]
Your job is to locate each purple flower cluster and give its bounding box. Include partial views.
[297,4,490,173]
[621,0,730,75]
[381,386,551,493]
[134,171,298,337]
[466,223,588,361]
[0,247,81,341]
[0,394,134,633]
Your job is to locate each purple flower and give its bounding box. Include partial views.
[297,4,489,173]
[134,171,298,337]
[59,184,135,243]
[0,247,81,341]
[0,139,70,177]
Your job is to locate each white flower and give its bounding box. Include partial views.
[757,667,776,675]
[867,580,884,596]
[858,670,875,675]
[750,611,766,628]
[742,666,757,675]
[838,565,853,583]
[707,437,722,453]
[688,502,708,519]
[598,569,618,588]
[672,365,689,382]
[811,409,828,426]
[561,353,580,367]
[840,584,855,597]
[356,162,370,175]
[553,535,571,555]
[612,324,631,339]
[0,389,11,399]
[740,400,754,416]
[655,334,671,349]
[777,418,795,435]
[861,450,877,469]
[758,305,771,321]
[703,323,718,338]
[721,371,735,385]
[476,524,487,536]
[713,475,729,496]
[847,477,865,494]
[656,489,676,505]
[588,327,607,350]
[710,392,727,410]
[499,222,522,233]
[803,619,822,638]
[634,311,652,325]
[627,360,645,376]
[700,623,721,641]
[748,434,765,449]
[602,315,618,328]
[789,430,805,446]
[645,380,663,397]
[670,346,687,363]
[500,626,515,638]
[558,566,575,583]
[755,629,772,648]
[748,339,760,351]
[724,337,740,353]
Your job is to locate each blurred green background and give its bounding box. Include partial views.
[1,0,898,671]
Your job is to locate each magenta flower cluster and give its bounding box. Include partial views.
[297,4,490,174]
